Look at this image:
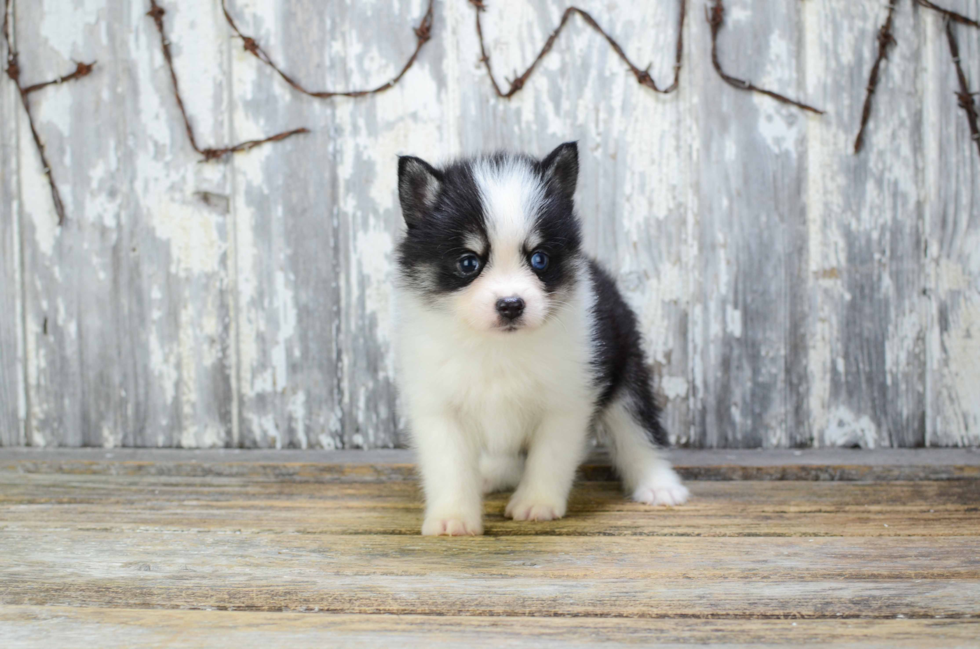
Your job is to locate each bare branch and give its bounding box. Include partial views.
[945,19,980,157]
[470,0,687,98]
[916,0,979,28]
[706,0,823,115]
[147,0,308,163]
[221,0,434,99]
[3,0,97,225]
[854,0,898,153]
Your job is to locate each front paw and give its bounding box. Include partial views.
[505,491,567,521]
[421,514,483,536]
[632,468,690,506]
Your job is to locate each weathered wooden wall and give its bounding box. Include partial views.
[0,0,977,449]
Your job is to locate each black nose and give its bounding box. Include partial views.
[495,296,525,321]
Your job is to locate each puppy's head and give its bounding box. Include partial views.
[396,142,582,334]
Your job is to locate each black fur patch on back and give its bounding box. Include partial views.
[588,259,669,447]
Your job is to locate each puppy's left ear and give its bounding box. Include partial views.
[540,141,578,199]
[398,156,443,229]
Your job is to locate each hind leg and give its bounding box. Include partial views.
[602,397,689,506]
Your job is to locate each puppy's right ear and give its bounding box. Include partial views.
[398,156,443,228]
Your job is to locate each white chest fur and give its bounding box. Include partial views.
[394,279,597,450]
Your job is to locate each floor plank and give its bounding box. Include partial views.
[1,453,978,646]
[2,607,979,648]
[2,531,979,618]
[1,474,977,537]
[3,448,980,481]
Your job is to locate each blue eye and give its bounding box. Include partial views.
[457,253,481,276]
[530,251,550,271]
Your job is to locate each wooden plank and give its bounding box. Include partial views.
[803,0,927,448]
[690,0,812,447]
[328,1,444,450]
[0,2,25,447]
[2,608,977,649]
[2,530,979,617]
[1,475,977,537]
[4,447,980,467]
[922,1,980,446]
[228,2,341,449]
[16,0,235,447]
[5,530,980,581]
[3,447,980,481]
[229,0,448,449]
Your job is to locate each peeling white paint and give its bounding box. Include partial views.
[149,327,177,408]
[19,135,60,257]
[149,199,226,277]
[271,269,298,392]
[288,391,308,449]
[662,376,689,401]
[354,226,395,360]
[725,305,743,339]
[822,407,878,449]
[936,300,980,444]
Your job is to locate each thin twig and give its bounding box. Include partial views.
[22,60,96,95]
[470,0,686,98]
[916,0,980,28]
[945,19,980,157]
[3,0,96,225]
[706,0,823,115]
[854,0,898,153]
[221,0,434,99]
[147,0,308,162]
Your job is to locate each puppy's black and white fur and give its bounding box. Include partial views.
[395,142,688,536]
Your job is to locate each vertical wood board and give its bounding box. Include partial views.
[16,0,235,447]
[0,4,24,446]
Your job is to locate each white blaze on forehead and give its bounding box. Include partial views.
[472,158,544,253]
[453,157,552,333]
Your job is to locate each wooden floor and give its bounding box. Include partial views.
[1,449,979,648]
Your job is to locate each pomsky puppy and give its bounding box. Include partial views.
[395,142,689,536]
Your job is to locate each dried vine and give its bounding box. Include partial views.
[469,0,686,97]
[2,0,96,225]
[147,0,308,162]
[854,0,898,153]
[221,0,434,99]
[705,0,822,114]
[944,19,980,157]
[5,0,977,220]
[916,0,980,28]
